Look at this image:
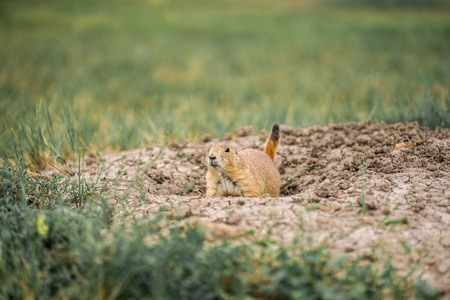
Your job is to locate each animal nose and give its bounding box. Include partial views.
[209,155,216,160]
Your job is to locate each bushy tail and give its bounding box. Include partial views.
[264,124,280,162]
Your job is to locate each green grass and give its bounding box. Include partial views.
[1,0,449,160]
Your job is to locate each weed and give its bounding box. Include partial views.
[306,198,320,211]
[384,219,409,226]
[281,164,313,193]
[399,240,412,254]
[170,141,190,165]
[182,180,196,196]
[378,203,401,227]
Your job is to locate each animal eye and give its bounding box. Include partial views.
[225,148,230,152]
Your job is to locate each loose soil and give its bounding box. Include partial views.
[58,121,450,297]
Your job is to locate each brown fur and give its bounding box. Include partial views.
[205,124,281,197]
[264,123,279,161]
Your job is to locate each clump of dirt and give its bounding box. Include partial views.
[54,121,450,296]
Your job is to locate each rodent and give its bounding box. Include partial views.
[205,124,281,197]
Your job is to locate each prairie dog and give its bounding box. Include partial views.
[205,124,281,197]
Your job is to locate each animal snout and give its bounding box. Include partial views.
[208,154,220,167]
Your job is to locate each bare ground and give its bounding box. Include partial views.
[59,121,450,297]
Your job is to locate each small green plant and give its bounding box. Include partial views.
[281,164,313,193]
[171,141,190,165]
[182,179,196,196]
[306,198,320,211]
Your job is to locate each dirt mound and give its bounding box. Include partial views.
[59,121,450,296]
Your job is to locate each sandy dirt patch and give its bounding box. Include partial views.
[57,121,450,296]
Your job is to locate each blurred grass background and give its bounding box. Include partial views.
[0,0,449,158]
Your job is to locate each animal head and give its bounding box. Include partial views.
[205,144,239,171]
